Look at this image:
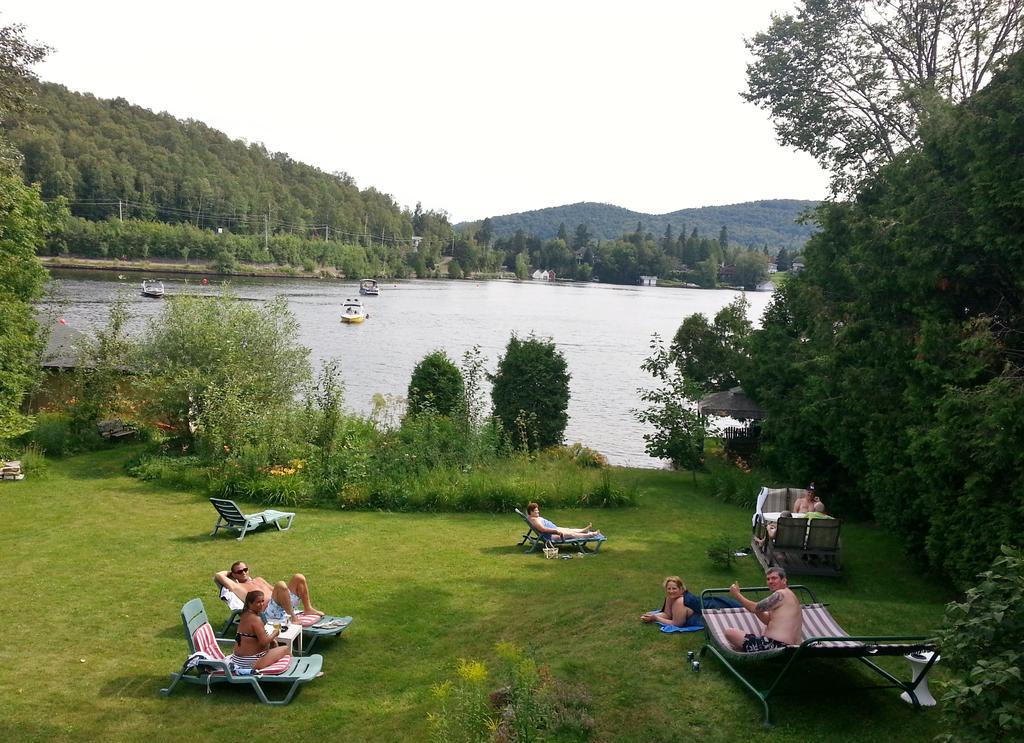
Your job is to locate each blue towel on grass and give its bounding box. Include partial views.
[647,609,705,633]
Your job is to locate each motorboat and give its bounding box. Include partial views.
[359,279,380,296]
[340,298,367,323]
[141,279,165,298]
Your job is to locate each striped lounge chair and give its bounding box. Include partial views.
[161,598,323,705]
[698,586,937,727]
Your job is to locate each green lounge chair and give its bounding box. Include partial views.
[698,585,937,727]
[217,584,353,654]
[514,508,606,553]
[209,497,295,540]
[160,598,323,705]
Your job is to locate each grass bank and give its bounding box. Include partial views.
[1,447,952,741]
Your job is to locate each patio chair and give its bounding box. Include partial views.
[698,585,937,727]
[160,598,323,705]
[514,508,606,553]
[209,497,295,540]
[216,584,353,653]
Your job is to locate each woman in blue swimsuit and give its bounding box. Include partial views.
[526,502,602,539]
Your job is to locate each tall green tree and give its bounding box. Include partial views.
[744,0,1024,192]
[672,296,752,393]
[490,334,570,451]
[635,333,712,477]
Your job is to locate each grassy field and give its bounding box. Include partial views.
[1,447,953,741]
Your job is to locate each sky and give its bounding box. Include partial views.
[4,1,829,223]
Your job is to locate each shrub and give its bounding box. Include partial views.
[17,443,48,477]
[706,456,761,507]
[408,350,464,417]
[490,334,570,451]
[706,533,736,569]
[25,412,76,456]
[427,643,595,743]
[126,454,207,491]
[937,545,1024,743]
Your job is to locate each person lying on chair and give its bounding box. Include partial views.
[724,567,803,652]
[228,590,291,672]
[526,502,602,540]
[215,561,324,623]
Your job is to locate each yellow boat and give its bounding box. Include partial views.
[340,298,366,323]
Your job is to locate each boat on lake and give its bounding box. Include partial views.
[359,279,380,296]
[340,298,367,323]
[141,279,165,298]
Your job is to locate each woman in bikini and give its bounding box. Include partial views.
[526,502,601,539]
[640,576,698,628]
[228,590,291,671]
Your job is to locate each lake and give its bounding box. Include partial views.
[40,270,773,467]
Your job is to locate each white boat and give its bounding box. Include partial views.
[340,298,367,323]
[141,279,165,298]
[359,279,380,296]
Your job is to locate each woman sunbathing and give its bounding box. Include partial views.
[640,576,698,628]
[526,502,602,539]
[228,590,291,672]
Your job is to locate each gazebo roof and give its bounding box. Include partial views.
[698,386,765,421]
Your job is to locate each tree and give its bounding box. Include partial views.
[490,334,570,451]
[407,350,464,417]
[734,251,769,289]
[0,23,57,441]
[775,246,790,271]
[138,294,310,457]
[514,251,529,280]
[571,223,591,250]
[634,333,712,477]
[672,295,753,393]
[718,225,728,250]
[745,1,1024,193]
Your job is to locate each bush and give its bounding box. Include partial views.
[126,454,208,491]
[491,334,570,451]
[25,412,76,456]
[706,533,736,569]
[407,350,464,417]
[937,545,1024,742]
[427,643,595,743]
[706,456,761,507]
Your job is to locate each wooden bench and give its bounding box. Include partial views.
[97,419,138,440]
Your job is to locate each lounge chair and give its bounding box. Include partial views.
[209,497,295,540]
[160,598,323,705]
[514,508,606,553]
[698,585,937,726]
[751,515,843,577]
[217,585,352,654]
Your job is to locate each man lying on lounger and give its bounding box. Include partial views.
[215,561,325,623]
[724,567,803,652]
[526,502,602,540]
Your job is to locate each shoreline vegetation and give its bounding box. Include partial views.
[39,255,768,291]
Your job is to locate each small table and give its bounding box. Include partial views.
[265,621,303,655]
[900,651,940,706]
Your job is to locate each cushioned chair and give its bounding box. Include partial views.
[514,508,606,553]
[698,585,937,726]
[209,497,295,540]
[160,598,323,705]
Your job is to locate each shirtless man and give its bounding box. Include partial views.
[724,567,803,652]
[215,561,324,623]
[794,484,825,514]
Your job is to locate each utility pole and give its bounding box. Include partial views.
[264,212,269,250]
[363,215,369,247]
[325,224,329,241]
[380,226,385,247]
[118,199,123,222]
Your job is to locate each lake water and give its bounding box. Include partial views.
[40,270,773,467]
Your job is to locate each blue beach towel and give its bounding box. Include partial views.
[647,609,705,633]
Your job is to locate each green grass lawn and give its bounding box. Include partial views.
[1,447,953,741]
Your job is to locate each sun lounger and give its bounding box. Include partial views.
[514,507,606,553]
[160,598,323,705]
[217,584,352,654]
[698,585,937,726]
[209,497,295,540]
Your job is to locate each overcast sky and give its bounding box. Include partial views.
[5,1,828,223]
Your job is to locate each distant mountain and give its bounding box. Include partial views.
[458,199,820,250]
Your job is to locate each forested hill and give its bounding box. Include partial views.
[458,199,819,249]
[2,82,452,244]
